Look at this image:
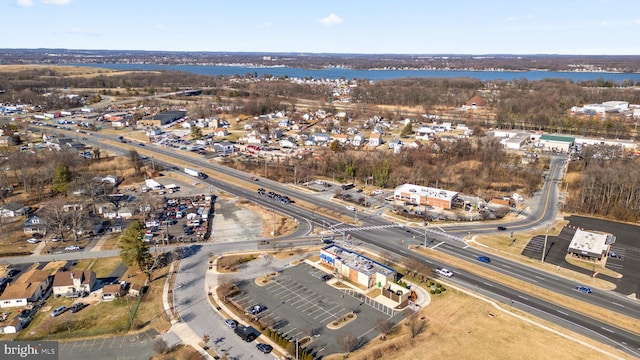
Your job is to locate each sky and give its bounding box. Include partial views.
[3,0,640,55]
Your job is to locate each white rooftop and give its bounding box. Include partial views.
[568,229,615,257]
[395,183,458,200]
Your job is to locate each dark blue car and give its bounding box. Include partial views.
[477,256,491,263]
[576,286,592,294]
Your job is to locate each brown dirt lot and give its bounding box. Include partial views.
[324,289,634,360]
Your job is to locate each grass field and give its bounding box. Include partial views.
[324,288,633,360]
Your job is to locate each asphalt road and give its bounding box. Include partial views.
[34,127,640,357]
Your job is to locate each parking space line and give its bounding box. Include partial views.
[86,339,96,351]
[120,336,127,348]
[98,338,106,350]
[109,337,117,348]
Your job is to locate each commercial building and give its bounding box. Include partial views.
[138,110,186,128]
[538,134,575,153]
[567,228,615,262]
[393,183,458,209]
[320,245,396,289]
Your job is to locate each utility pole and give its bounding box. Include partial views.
[272,210,277,237]
[541,225,550,263]
[423,222,429,247]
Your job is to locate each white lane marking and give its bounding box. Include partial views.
[483,282,494,287]
[518,295,529,301]
[431,241,445,249]
[600,327,615,333]
[611,302,625,307]
[501,264,511,269]
[463,245,470,249]
[557,310,569,316]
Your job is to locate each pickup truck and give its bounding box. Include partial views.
[435,268,454,278]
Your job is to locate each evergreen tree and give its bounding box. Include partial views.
[52,163,71,195]
[119,221,152,271]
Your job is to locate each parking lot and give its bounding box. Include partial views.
[520,215,640,297]
[58,330,157,360]
[232,262,405,357]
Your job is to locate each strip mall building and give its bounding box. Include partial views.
[393,183,458,209]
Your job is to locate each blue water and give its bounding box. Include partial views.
[67,63,640,82]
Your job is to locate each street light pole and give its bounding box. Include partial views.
[424,222,429,247]
[541,225,550,263]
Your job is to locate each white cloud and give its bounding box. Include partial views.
[42,0,73,5]
[318,13,343,26]
[16,0,34,7]
[635,19,640,24]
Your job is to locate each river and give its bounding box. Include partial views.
[67,63,640,82]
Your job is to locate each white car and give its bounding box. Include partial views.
[26,238,41,244]
[435,268,454,278]
[65,245,80,251]
[52,235,62,242]
[346,206,356,211]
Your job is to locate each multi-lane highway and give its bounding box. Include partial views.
[38,128,640,357]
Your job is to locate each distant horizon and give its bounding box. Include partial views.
[3,48,640,57]
[4,0,640,55]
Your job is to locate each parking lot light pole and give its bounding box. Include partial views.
[424,222,429,247]
[541,225,550,264]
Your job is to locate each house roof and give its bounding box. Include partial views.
[0,202,24,212]
[52,270,95,287]
[466,95,485,107]
[103,284,122,294]
[14,269,50,284]
[0,282,36,300]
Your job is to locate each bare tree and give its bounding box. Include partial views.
[374,318,394,340]
[153,338,169,355]
[407,313,428,339]
[337,333,362,354]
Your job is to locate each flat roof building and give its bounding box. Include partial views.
[538,134,575,153]
[320,245,396,289]
[138,111,186,128]
[567,228,615,261]
[393,183,458,209]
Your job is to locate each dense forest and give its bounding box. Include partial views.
[565,157,640,222]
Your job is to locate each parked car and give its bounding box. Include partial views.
[256,343,273,354]
[224,319,238,329]
[477,256,491,263]
[69,302,86,313]
[435,268,454,278]
[497,226,507,231]
[321,235,335,244]
[65,245,80,252]
[346,206,356,211]
[51,306,67,317]
[321,274,333,281]
[26,238,41,244]
[250,304,266,315]
[52,235,62,242]
[576,286,592,294]
[7,269,20,277]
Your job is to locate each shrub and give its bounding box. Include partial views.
[430,289,436,294]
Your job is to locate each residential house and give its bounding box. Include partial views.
[0,136,14,147]
[279,137,297,149]
[24,216,47,235]
[214,128,228,137]
[102,284,124,301]
[388,139,402,150]
[102,206,133,219]
[0,269,52,308]
[269,128,283,140]
[213,141,235,155]
[465,95,485,108]
[351,133,366,147]
[313,133,331,144]
[0,202,25,218]
[368,132,383,147]
[128,284,143,297]
[52,270,96,298]
[332,134,349,144]
[277,118,290,128]
[247,131,267,145]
